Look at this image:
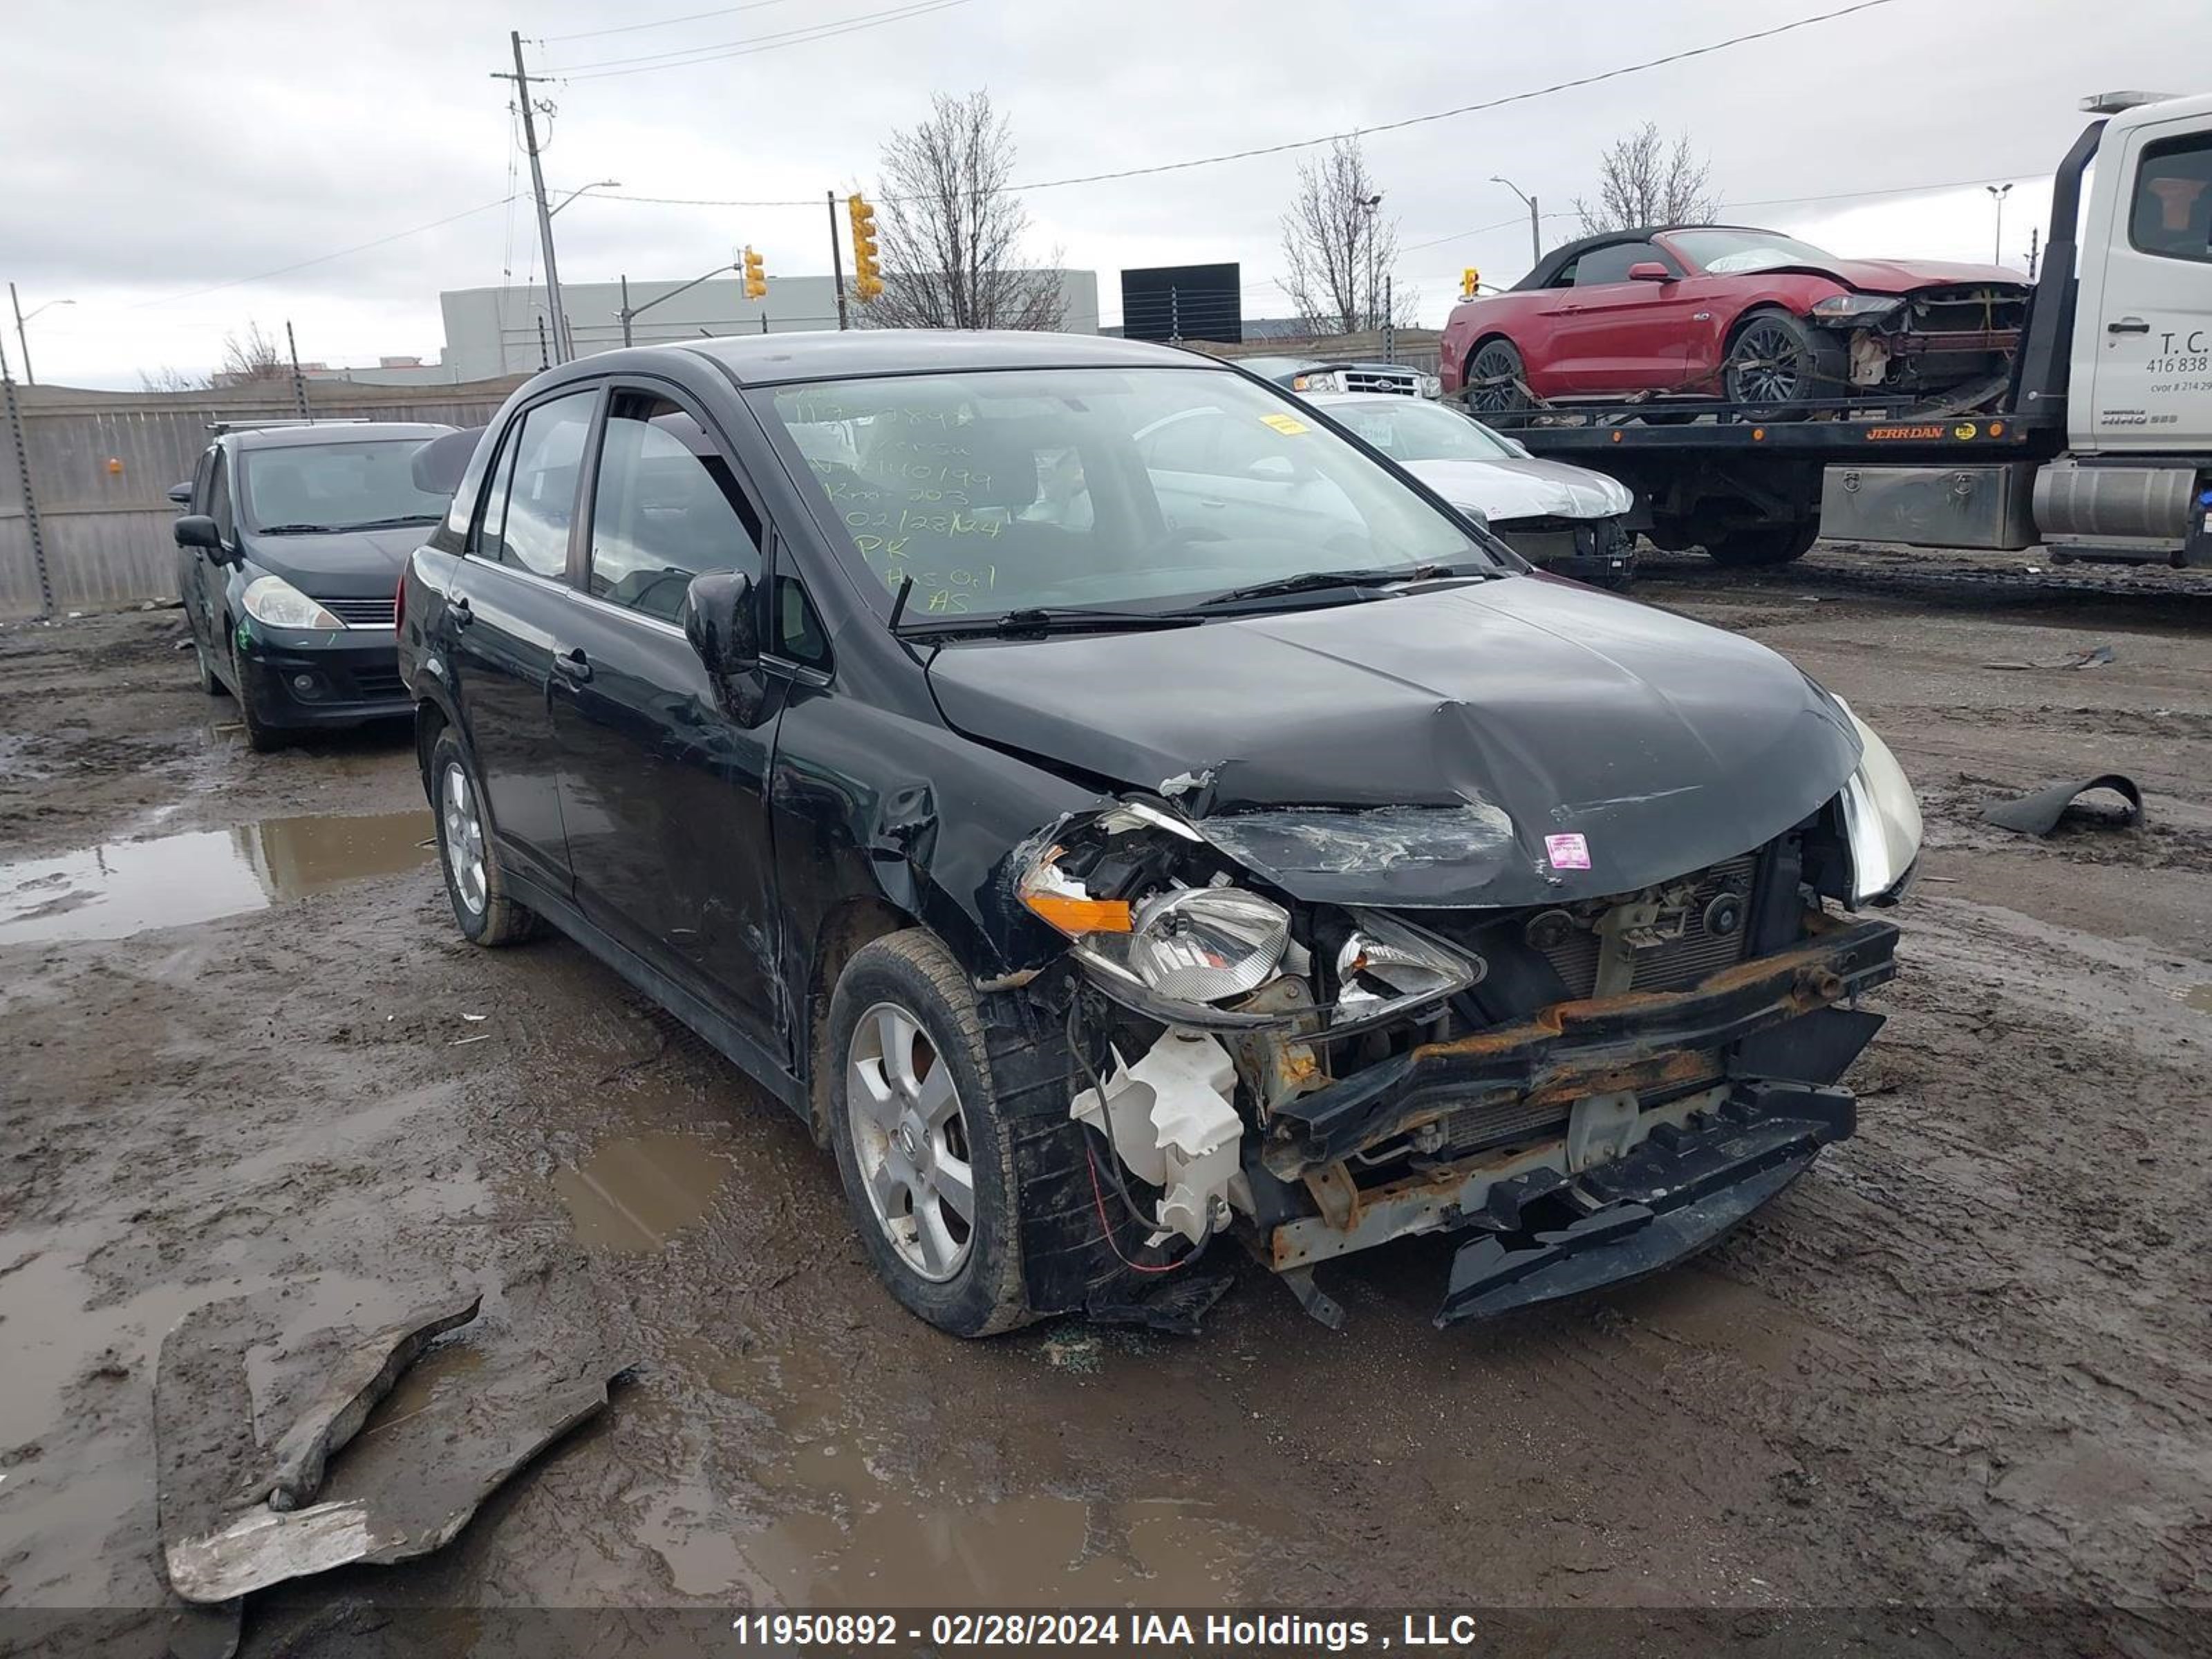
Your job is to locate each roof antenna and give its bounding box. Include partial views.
[885,572,915,633]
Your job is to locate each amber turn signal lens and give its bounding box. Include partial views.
[1022,892,1133,935]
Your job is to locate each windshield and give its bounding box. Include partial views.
[1327,399,1519,462]
[763,367,1492,623]
[239,439,447,533]
[1668,228,1837,275]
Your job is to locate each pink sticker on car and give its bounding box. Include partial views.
[1545,832,1592,870]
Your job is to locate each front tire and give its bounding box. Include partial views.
[430,731,536,946]
[1723,310,1839,420]
[829,931,1031,1337]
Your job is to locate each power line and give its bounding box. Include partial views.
[549,0,975,79]
[130,195,520,310]
[537,0,802,45]
[1007,0,1902,192]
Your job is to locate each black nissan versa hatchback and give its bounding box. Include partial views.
[397,330,1922,1338]
[173,421,456,750]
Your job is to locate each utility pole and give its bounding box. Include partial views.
[1490,176,1542,267]
[285,320,311,421]
[10,284,35,387]
[2025,225,2041,281]
[0,333,54,619]
[1382,276,1395,365]
[496,32,569,364]
[827,191,849,330]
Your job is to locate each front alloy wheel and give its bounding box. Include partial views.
[441,761,487,919]
[846,1000,976,1281]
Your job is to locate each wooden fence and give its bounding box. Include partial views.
[0,377,524,619]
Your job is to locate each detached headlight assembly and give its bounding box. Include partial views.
[1020,843,1292,1008]
[1810,293,1904,322]
[1836,706,1922,905]
[241,575,344,631]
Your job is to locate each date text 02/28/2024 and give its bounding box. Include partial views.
[727,1611,1494,1650]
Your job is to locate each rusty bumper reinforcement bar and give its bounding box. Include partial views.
[1434,1080,1853,1325]
[1262,913,1900,1179]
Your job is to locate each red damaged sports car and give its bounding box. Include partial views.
[1438,225,2029,418]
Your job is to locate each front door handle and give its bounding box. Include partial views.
[2107,317,2150,335]
[553,647,592,683]
[449,594,474,628]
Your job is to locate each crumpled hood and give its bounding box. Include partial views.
[242,526,423,599]
[927,576,1863,908]
[1403,457,1634,522]
[1777,256,2027,295]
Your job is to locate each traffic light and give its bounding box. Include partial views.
[742,245,766,301]
[847,192,883,303]
[1461,267,1481,301]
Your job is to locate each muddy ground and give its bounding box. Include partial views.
[1,548,2208,1657]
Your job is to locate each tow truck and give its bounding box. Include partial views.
[1457,92,2212,572]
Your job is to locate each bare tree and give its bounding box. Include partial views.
[1277,137,1412,337]
[863,91,1066,332]
[137,365,208,393]
[1574,124,1721,233]
[218,323,287,382]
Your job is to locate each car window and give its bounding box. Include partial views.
[480,391,596,579]
[191,447,216,514]
[1331,400,1519,462]
[585,393,763,624]
[1573,243,1652,285]
[1139,411,1221,474]
[240,440,447,534]
[208,451,234,540]
[2130,131,2212,263]
[1668,229,1835,274]
[774,572,831,668]
[1544,257,1579,289]
[765,367,1492,624]
[472,422,522,563]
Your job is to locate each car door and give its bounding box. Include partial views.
[1547,240,1695,393]
[547,382,785,1048]
[2081,115,2212,452]
[447,385,600,896]
[179,444,218,649]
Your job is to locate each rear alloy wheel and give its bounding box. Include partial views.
[192,632,223,697]
[430,731,536,946]
[1464,338,1532,415]
[1723,311,1834,420]
[829,930,1031,1336]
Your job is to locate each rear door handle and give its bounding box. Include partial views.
[449,594,474,628]
[2107,317,2149,335]
[553,647,592,683]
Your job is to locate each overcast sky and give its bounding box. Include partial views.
[3,0,2195,387]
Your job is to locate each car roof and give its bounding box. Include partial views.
[681,328,1219,386]
[224,422,456,451]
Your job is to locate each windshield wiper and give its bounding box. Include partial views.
[899,606,1204,640]
[338,514,442,530]
[1188,562,1491,612]
[253,523,341,536]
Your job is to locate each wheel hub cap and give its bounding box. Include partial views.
[847,1000,976,1282]
[441,761,487,917]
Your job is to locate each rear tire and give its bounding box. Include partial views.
[431,730,536,946]
[1463,337,1531,415]
[828,930,1032,1337]
[1703,518,1820,568]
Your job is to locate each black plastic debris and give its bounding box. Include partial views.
[1980,644,2116,671]
[1978,774,2145,837]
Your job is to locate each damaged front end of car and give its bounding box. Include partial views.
[1811,283,2030,397]
[1006,712,1920,1331]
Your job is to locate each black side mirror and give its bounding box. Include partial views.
[174,514,223,554]
[411,427,485,496]
[683,571,760,678]
[167,481,194,506]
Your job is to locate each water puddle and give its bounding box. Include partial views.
[2180,984,2212,1015]
[0,810,432,946]
[644,1337,1257,1604]
[552,1132,735,1254]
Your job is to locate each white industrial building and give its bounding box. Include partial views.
[318,270,1103,384]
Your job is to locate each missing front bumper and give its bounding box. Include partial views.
[1434,1080,1852,1326]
